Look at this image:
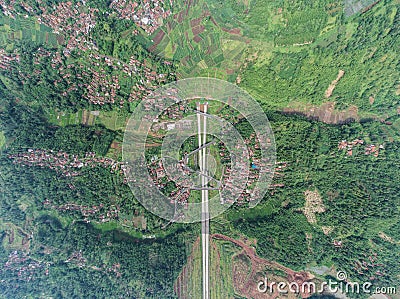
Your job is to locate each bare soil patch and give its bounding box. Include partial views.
[82,109,89,125]
[222,27,241,35]
[395,84,400,96]
[192,25,205,36]
[303,190,325,224]
[325,69,345,98]
[213,234,315,299]
[378,232,399,244]
[283,101,359,124]
[193,35,202,43]
[369,96,375,105]
[190,16,202,27]
[321,226,334,235]
[361,0,382,14]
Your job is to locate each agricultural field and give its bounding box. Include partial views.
[173,236,238,299]
[46,109,129,132]
[0,15,61,49]
[95,110,130,132]
[46,110,83,127]
[146,0,249,80]
[45,108,128,160]
[0,220,29,252]
[148,0,342,79]
[174,230,324,299]
[0,0,399,298]
[147,0,399,121]
[207,0,338,44]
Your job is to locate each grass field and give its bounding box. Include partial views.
[46,110,81,127]
[0,131,5,149]
[95,110,129,131]
[210,239,238,298]
[174,236,240,299]
[174,237,203,298]
[46,109,129,132]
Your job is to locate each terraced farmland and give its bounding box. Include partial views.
[0,15,61,49]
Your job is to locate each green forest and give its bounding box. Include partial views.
[228,111,400,288]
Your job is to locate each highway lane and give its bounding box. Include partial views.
[197,102,210,299]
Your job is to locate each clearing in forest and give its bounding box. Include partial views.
[324,69,345,98]
[283,101,359,124]
[303,189,326,224]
